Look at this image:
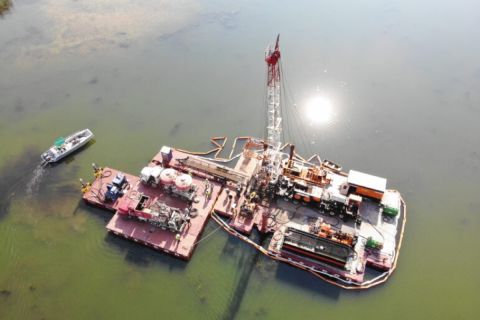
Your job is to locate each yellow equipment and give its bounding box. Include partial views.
[80,178,91,194]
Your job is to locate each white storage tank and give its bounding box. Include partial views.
[160,168,177,185]
[150,166,163,182]
[140,166,164,185]
[140,166,153,183]
[175,174,193,191]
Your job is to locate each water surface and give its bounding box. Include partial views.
[1,0,479,319]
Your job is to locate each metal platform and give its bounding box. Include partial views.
[265,192,404,283]
[83,151,222,260]
[81,145,404,286]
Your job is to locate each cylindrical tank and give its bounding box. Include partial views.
[175,174,193,191]
[160,168,177,185]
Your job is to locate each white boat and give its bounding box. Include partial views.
[41,129,94,164]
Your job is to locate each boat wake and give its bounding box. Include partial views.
[25,164,47,197]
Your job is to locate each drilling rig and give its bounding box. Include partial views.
[260,34,283,197]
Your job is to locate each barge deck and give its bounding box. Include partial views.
[83,150,222,260]
[81,143,406,289]
[79,36,406,289]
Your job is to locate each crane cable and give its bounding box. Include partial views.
[279,60,314,157]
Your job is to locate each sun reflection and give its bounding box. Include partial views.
[304,95,335,124]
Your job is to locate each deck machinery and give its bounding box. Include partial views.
[116,148,196,233]
[243,36,403,281]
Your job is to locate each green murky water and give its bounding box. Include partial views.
[1,0,479,319]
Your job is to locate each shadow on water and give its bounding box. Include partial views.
[169,122,183,137]
[87,76,98,85]
[274,263,341,300]
[274,257,394,300]
[13,138,98,213]
[104,232,187,272]
[0,141,83,217]
[31,163,80,207]
[74,200,111,222]
[80,200,187,271]
[220,230,266,320]
[220,227,343,307]
[0,147,41,219]
[157,11,239,42]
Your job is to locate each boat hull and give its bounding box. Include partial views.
[41,129,94,164]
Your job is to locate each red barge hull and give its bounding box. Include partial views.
[80,144,405,289]
[82,149,222,260]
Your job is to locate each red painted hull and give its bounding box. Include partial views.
[82,150,222,260]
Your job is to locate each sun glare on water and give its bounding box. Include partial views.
[304,95,335,125]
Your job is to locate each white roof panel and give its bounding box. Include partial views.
[347,170,387,192]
